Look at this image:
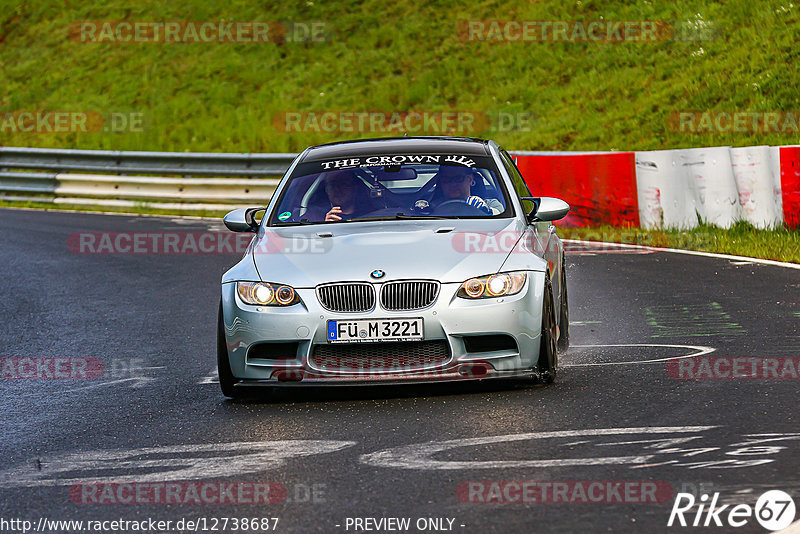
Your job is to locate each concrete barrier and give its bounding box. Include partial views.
[514,151,639,227]
[730,146,782,228]
[779,146,800,228]
[635,149,697,229]
[679,147,740,228]
[1,145,798,225]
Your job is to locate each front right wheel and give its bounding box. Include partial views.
[557,255,569,352]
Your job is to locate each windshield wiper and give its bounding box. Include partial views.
[392,213,443,220]
[272,219,319,226]
[344,213,445,222]
[339,216,393,222]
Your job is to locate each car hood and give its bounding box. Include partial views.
[250,218,531,288]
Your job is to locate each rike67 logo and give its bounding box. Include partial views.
[668,489,796,530]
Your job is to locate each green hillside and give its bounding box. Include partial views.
[1,0,799,153]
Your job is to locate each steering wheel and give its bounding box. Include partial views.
[437,199,470,209]
[431,199,486,216]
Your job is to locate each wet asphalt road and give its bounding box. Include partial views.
[0,207,799,534]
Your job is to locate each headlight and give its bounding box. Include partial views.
[237,282,300,306]
[457,272,526,299]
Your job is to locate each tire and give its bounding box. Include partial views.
[537,276,558,384]
[557,255,570,353]
[217,301,242,399]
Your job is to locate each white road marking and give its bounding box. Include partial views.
[11,375,161,398]
[0,440,356,488]
[566,249,652,255]
[198,367,219,384]
[562,239,800,270]
[730,434,800,447]
[593,436,703,448]
[629,460,680,469]
[166,217,221,229]
[562,343,716,367]
[359,426,716,470]
[122,376,156,389]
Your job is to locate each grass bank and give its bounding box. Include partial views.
[2,1,800,152]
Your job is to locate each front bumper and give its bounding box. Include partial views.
[220,272,545,386]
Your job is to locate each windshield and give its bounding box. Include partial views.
[268,154,512,225]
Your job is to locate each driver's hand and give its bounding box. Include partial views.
[325,207,343,221]
[466,196,492,214]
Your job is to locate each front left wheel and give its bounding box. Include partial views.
[217,301,242,399]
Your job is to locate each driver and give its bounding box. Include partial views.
[435,166,493,214]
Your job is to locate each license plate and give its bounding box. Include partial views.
[327,318,424,343]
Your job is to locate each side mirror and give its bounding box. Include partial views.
[223,207,265,232]
[521,197,570,223]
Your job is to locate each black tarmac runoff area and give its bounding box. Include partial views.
[1,207,799,534]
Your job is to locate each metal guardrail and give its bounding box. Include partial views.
[0,147,298,210]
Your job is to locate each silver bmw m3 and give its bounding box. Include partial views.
[217,137,570,397]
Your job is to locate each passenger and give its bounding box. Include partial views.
[307,169,378,222]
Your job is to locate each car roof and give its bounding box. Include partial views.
[301,136,492,162]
